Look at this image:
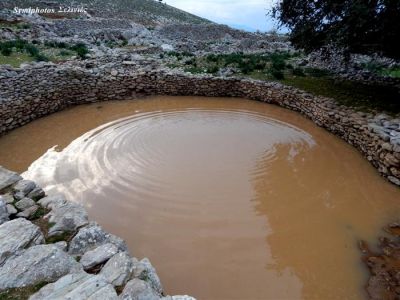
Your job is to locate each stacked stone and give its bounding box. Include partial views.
[0,166,194,300]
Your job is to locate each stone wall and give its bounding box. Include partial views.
[0,59,399,186]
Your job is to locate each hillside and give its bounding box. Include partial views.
[0,0,211,26]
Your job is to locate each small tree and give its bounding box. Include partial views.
[272,0,400,60]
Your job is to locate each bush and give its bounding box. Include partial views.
[59,50,72,56]
[35,54,49,62]
[0,47,12,56]
[270,68,285,79]
[292,67,305,76]
[25,44,39,57]
[305,67,331,77]
[206,66,219,74]
[70,43,89,59]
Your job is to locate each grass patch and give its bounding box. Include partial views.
[0,52,34,67]
[380,67,400,78]
[280,76,400,113]
[0,282,47,300]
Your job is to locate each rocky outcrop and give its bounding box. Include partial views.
[0,58,399,187]
[0,168,193,299]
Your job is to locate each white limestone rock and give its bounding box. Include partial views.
[132,258,163,295]
[119,278,161,300]
[0,166,22,191]
[0,218,44,265]
[29,272,118,300]
[80,243,119,270]
[40,194,89,237]
[13,179,36,197]
[0,244,82,289]
[100,252,134,287]
[16,204,39,218]
[15,197,36,210]
[0,199,9,225]
[69,222,128,256]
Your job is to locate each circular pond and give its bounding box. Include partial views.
[0,96,399,300]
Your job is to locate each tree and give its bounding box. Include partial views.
[272,0,400,60]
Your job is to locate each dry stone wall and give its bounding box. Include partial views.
[0,59,399,186]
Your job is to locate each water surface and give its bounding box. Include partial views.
[0,96,399,300]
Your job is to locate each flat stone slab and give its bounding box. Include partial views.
[30,272,118,300]
[81,243,119,270]
[0,166,22,191]
[0,244,82,289]
[0,218,44,265]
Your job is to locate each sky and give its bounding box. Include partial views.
[165,0,280,32]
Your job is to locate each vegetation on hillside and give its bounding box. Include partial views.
[167,51,400,113]
[0,40,89,67]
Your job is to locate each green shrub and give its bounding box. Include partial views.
[206,66,219,74]
[270,68,285,79]
[25,44,39,57]
[35,54,49,62]
[70,43,89,59]
[1,47,12,56]
[59,50,72,56]
[184,66,204,74]
[292,67,305,76]
[305,67,331,77]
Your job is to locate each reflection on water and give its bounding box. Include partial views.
[0,96,399,300]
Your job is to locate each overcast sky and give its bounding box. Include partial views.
[166,0,279,32]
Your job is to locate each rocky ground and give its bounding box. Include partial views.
[0,166,193,299]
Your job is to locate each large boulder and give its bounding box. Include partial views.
[29,272,118,300]
[0,218,44,265]
[69,222,128,256]
[80,243,119,270]
[100,252,134,287]
[119,278,161,300]
[0,166,22,191]
[0,244,82,289]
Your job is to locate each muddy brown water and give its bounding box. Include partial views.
[0,96,400,300]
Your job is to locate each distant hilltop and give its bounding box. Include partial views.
[0,0,212,26]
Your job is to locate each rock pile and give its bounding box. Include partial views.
[0,166,195,299]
